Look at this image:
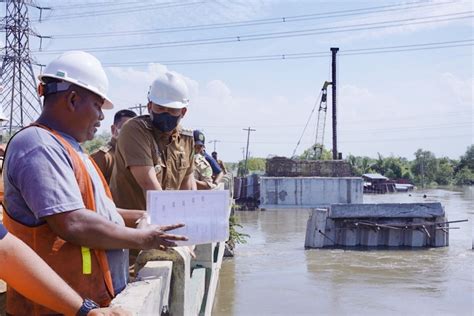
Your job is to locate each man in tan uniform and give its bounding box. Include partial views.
[110,71,194,210]
[91,109,136,183]
[193,130,216,190]
[211,151,227,174]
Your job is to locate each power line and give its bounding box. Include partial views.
[49,0,452,39]
[340,43,473,57]
[206,122,473,139]
[339,133,474,144]
[338,122,473,134]
[51,0,142,10]
[208,139,220,152]
[34,11,472,54]
[211,133,473,145]
[191,109,473,129]
[46,1,206,21]
[98,39,473,67]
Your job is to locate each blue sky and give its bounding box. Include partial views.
[4,0,472,161]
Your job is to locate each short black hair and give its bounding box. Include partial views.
[114,109,137,124]
[212,151,217,156]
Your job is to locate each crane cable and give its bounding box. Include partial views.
[291,89,324,158]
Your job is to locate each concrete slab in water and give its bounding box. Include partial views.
[329,202,444,219]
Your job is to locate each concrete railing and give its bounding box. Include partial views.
[111,242,225,316]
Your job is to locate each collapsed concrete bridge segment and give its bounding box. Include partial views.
[305,203,451,248]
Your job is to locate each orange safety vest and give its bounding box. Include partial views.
[3,124,115,315]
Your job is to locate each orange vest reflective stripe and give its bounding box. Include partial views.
[3,124,115,315]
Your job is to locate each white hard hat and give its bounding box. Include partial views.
[148,71,189,109]
[39,51,113,109]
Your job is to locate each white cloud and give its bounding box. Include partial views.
[99,63,473,161]
[333,72,473,159]
[328,0,473,43]
[204,80,232,102]
[107,63,199,103]
[439,72,473,105]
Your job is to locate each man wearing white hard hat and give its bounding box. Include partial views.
[110,71,195,210]
[2,51,186,315]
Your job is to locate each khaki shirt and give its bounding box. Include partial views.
[216,159,227,174]
[90,139,115,184]
[194,153,216,189]
[110,116,194,210]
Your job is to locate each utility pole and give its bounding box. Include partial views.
[0,0,49,135]
[330,47,339,160]
[209,139,220,152]
[128,103,146,115]
[242,127,256,176]
[421,156,425,190]
[238,147,245,177]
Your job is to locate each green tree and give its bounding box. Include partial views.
[359,156,373,174]
[383,156,403,179]
[454,166,474,185]
[82,131,110,154]
[237,157,266,176]
[371,153,385,174]
[398,157,412,181]
[435,157,454,185]
[298,145,332,160]
[346,154,360,175]
[402,170,413,181]
[456,145,474,173]
[346,154,414,180]
[345,155,374,176]
[411,149,438,187]
[247,157,266,171]
[225,162,238,174]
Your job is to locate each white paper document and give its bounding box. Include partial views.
[147,190,230,246]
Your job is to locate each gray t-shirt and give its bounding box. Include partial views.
[4,126,128,294]
[0,223,7,239]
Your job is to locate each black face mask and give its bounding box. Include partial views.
[150,111,180,132]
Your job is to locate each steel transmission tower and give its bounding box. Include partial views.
[0,0,44,134]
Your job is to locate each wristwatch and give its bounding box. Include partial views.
[76,298,100,316]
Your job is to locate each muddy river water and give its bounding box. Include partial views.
[213,187,473,315]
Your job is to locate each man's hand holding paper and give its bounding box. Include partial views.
[137,222,188,250]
